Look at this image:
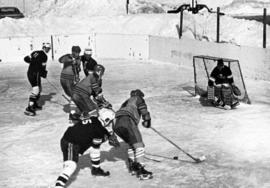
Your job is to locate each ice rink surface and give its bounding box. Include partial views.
[0,59,270,188]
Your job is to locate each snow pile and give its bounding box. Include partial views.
[0,0,269,48]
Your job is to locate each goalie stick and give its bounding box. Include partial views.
[150,127,206,163]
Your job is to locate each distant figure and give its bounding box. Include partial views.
[54,109,119,188]
[208,59,240,109]
[24,42,51,116]
[113,89,153,180]
[58,46,81,119]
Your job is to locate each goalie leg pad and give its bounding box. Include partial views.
[207,86,215,100]
[222,86,233,105]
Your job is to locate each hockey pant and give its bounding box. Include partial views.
[113,116,145,163]
[60,78,75,98]
[72,93,98,114]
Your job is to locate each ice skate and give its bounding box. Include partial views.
[128,159,137,175]
[24,106,36,116]
[135,163,153,180]
[231,101,240,109]
[33,102,42,110]
[91,167,110,176]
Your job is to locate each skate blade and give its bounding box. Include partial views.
[24,111,36,116]
[139,174,153,180]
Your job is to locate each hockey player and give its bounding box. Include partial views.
[71,62,111,120]
[54,109,119,188]
[81,48,104,87]
[113,89,153,180]
[81,48,97,76]
[208,59,240,109]
[58,46,81,119]
[24,42,51,116]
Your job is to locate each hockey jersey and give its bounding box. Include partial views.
[26,50,48,73]
[81,55,97,76]
[209,65,234,85]
[115,96,151,125]
[59,54,81,80]
[73,73,102,97]
[62,117,110,154]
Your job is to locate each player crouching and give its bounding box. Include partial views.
[207,59,241,110]
[54,108,119,188]
[113,89,153,180]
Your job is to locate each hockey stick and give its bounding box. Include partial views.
[150,127,206,163]
[45,78,71,103]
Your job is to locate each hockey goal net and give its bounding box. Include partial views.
[193,55,251,104]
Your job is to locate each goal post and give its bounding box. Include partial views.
[193,55,251,104]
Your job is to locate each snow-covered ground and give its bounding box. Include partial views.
[0,59,270,188]
[0,0,269,48]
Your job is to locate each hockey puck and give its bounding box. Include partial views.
[173,156,178,160]
[199,155,206,161]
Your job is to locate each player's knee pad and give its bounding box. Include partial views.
[62,160,77,177]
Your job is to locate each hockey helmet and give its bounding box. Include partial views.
[98,108,115,127]
[72,46,81,53]
[130,89,144,98]
[42,42,51,49]
[217,59,224,67]
[84,48,93,55]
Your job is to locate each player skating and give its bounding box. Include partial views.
[113,89,153,180]
[58,46,82,120]
[24,42,51,116]
[54,109,119,188]
[208,59,241,109]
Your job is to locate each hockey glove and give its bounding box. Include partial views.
[40,70,48,78]
[24,56,31,63]
[108,133,120,147]
[142,119,151,128]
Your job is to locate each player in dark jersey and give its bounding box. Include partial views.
[24,43,51,116]
[58,46,81,119]
[81,48,104,87]
[54,108,119,188]
[113,89,153,180]
[208,59,240,109]
[81,48,97,76]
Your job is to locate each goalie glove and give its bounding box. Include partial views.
[108,133,120,147]
[142,119,151,128]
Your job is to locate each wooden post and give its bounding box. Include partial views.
[216,7,220,43]
[263,8,267,48]
[50,35,54,60]
[126,0,129,15]
[179,9,183,39]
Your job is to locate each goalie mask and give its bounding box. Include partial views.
[98,108,115,128]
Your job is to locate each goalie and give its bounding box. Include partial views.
[207,59,240,109]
